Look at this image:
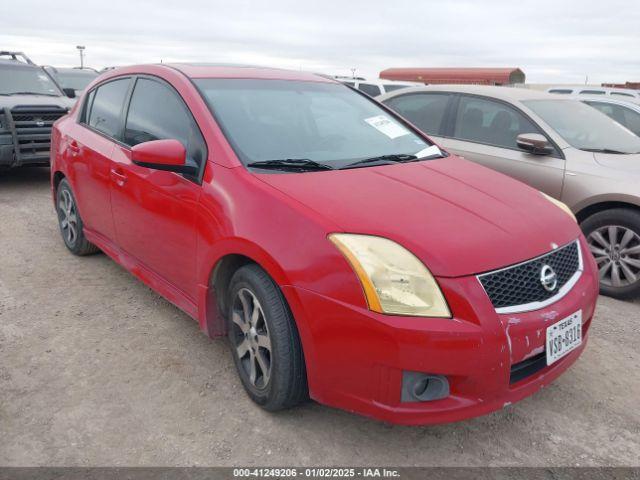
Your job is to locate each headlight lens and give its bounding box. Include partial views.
[540,192,576,222]
[329,234,451,318]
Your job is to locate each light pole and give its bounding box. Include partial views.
[76,45,85,69]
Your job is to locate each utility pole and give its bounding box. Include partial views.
[76,45,85,69]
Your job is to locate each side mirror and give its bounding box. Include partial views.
[62,88,76,99]
[517,133,553,156]
[131,139,197,175]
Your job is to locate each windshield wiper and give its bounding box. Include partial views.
[5,91,59,97]
[247,158,334,171]
[580,148,630,155]
[340,154,418,170]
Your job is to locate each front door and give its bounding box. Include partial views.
[109,77,207,301]
[445,94,565,199]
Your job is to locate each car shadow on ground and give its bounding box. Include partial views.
[0,166,51,188]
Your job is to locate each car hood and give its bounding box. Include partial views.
[594,151,640,173]
[0,94,74,110]
[255,157,581,277]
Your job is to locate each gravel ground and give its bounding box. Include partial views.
[1,167,639,467]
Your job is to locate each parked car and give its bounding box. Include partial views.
[51,65,598,425]
[43,66,99,98]
[335,76,422,97]
[0,51,74,169]
[379,85,640,298]
[575,95,640,137]
[547,85,640,100]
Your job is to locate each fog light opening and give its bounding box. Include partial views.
[401,371,450,403]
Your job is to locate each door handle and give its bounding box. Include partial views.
[110,168,128,187]
[68,140,80,155]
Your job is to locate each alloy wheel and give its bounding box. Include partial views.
[230,288,272,390]
[58,189,78,246]
[587,225,640,288]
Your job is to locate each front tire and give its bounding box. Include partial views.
[227,264,307,411]
[581,208,640,299]
[56,179,100,256]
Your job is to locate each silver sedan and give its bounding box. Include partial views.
[379,85,640,298]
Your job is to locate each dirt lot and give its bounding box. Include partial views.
[1,167,639,467]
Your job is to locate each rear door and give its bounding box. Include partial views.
[109,76,207,301]
[443,94,565,198]
[66,77,132,241]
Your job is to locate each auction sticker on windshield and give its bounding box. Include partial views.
[364,115,409,139]
[546,310,582,365]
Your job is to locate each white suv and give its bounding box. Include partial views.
[547,85,640,100]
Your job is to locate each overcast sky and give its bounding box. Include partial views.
[2,0,639,84]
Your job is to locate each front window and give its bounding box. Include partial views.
[524,99,640,154]
[0,65,62,96]
[453,95,544,151]
[124,78,206,171]
[195,79,438,170]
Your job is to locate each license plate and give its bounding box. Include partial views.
[546,311,582,365]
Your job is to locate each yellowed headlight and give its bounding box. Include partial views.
[329,234,451,318]
[540,192,576,222]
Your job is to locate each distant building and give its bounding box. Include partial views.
[602,82,640,90]
[379,67,525,86]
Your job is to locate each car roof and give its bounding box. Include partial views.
[166,63,336,82]
[378,84,561,103]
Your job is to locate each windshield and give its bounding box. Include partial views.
[195,79,438,169]
[0,64,62,96]
[53,70,98,91]
[523,99,640,154]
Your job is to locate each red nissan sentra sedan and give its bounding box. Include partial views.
[50,64,598,425]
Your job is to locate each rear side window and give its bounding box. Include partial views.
[124,78,206,169]
[548,89,573,94]
[383,84,409,93]
[358,83,381,97]
[610,92,635,98]
[453,95,543,150]
[384,93,451,135]
[87,78,130,138]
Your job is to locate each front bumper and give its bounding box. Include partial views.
[283,237,599,425]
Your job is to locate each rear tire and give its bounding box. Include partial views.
[581,208,640,299]
[56,179,100,256]
[227,264,307,411]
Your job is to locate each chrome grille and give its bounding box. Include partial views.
[478,241,582,312]
[10,106,67,163]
